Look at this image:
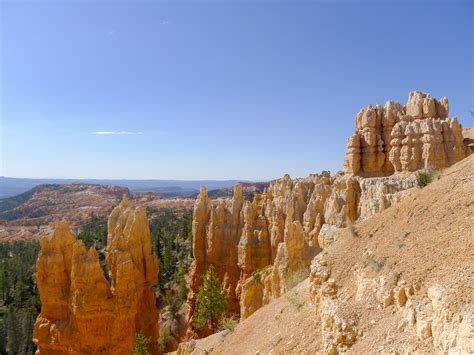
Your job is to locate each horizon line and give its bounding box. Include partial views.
[0,175,279,183]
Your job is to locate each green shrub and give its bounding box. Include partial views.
[251,265,272,283]
[158,325,171,353]
[132,331,151,355]
[176,266,188,304]
[416,170,434,188]
[221,316,238,331]
[193,265,228,329]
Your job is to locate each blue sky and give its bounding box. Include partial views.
[1,0,472,180]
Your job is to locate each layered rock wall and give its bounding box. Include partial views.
[344,91,468,176]
[186,91,470,338]
[187,170,418,334]
[33,197,160,354]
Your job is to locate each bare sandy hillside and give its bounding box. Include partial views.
[177,154,474,354]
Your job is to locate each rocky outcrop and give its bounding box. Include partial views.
[357,175,417,220]
[409,285,473,352]
[317,224,342,249]
[310,258,359,354]
[185,92,470,341]
[344,91,469,176]
[186,186,243,338]
[307,155,474,354]
[463,127,474,154]
[186,169,418,332]
[33,197,160,354]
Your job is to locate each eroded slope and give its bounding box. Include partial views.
[179,154,473,354]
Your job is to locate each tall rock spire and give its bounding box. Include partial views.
[33,198,160,354]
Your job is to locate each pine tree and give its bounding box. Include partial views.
[6,309,21,354]
[132,330,151,355]
[21,307,35,354]
[0,317,7,354]
[193,265,228,329]
[176,266,188,303]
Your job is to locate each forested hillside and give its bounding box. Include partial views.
[0,208,193,354]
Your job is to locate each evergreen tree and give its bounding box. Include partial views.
[0,241,40,354]
[176,266,188,304]
[193,265,228,329]
[132,330,151,355]
[21,307,36,354]
[6,310,21,354]
[76,214,109,279]
[0,317,7,355]
[76,213,107,249]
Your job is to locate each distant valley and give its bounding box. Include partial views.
[0,176,245,199]
[0,180,268,242]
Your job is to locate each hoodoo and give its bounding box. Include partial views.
[33,197,160,354]
[344,91,468,176]
[185,91,471,337]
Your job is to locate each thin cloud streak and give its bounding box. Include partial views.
[92,131,143,135]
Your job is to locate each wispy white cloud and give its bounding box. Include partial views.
[107,29,117,37]
[92,131,143,136]
[162,19,171,25]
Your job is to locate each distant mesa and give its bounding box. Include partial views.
[0,177,243,199]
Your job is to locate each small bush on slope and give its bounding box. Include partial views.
[416,170,434,188]
[221,316,238,331]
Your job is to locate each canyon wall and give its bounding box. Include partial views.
[186,91,470,336]
[33,197,160,354]
[186,172,418,334]
[309,155,474,354]
[344,91,468,177]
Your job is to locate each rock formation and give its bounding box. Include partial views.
[310,258,359,354]
[184,91,471,341]
[186,186,243,338]
[307,155,474,354]
[463,127,474,154]
[186,171,418,333]
[33,197,160,354]
[344,91,469,176]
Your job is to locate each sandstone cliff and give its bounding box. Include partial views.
[344,91,469,176]
[186,91,470,338]
[33,197,160,354]
[175,150,473,355]
[187,172,418,333]
[186,186,243,337]
[309,154,474,354]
